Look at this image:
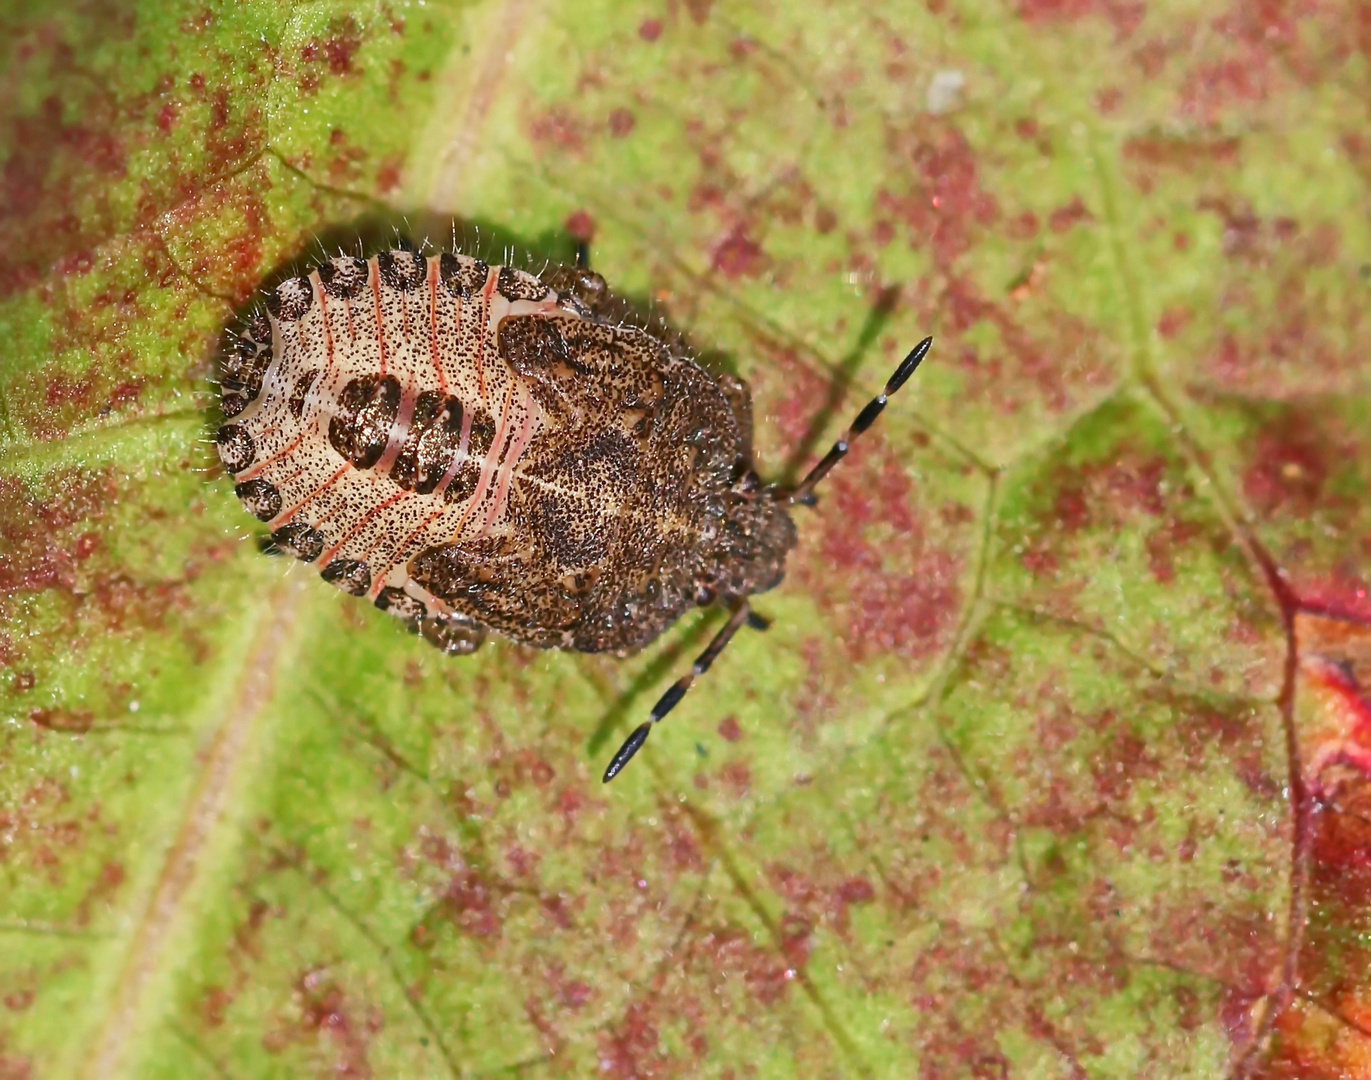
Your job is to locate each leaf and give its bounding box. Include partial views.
[1,1,1369,1077]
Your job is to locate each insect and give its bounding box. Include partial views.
[217,245,930,782]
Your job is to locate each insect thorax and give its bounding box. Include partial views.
[218,251,797,656]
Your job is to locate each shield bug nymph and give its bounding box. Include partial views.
[217,244,930,782]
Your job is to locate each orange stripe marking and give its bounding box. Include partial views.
[479,392,535,535]
[270,461,351,533]
[447,379,515,542]
[365,506,449,600]
[474,265,497,402]
[238,429,309,482]
[318,487,408,568]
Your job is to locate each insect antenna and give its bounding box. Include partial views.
[602,602,763,783]
[784,336,933,506]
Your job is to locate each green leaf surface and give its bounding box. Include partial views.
[1,1,1369,1077]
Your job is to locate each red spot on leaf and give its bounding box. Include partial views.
[564,209,596,242]
[1156,305,1190,338]
[1016,0,1145,37]
[3,990,34,1013]
[718,761,751,798]
[439,867,504,938]
[711,225,767,279]
[0,471,115,597]
[1007,210,1039,240]
[1048,196,1094,233]
[29,706,95,733]
[878,124,999,265]
[74,860,125,925]
[1242,410,1330,516]
[1123,132,1240,171]
[375,155,403,194]
[728,37,759,60]
[1095,86,1123,113]
[809,447,962,661]
[598,1001,661,1077]
[300,16,363,84]
[1144,516,1203,584]
[561,980,592,1009]
[529,107,585,153]
[551,783,589,832]
[684,0,713,23]
[268,969,382,1077]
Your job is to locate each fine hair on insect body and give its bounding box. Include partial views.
[217,237,931,783]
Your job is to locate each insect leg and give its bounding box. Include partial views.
[602,601,756,783]
[785,336,933,506]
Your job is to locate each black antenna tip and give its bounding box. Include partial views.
[603,723,652,783]
[886,336,933,396]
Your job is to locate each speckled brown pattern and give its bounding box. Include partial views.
[218,251,796,656]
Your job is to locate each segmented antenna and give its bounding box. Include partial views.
[786,336,933,506]
[602,604,764,782]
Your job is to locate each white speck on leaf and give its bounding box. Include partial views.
[926,70,966,115]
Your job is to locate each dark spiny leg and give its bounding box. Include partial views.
[575,241,590,270]
[784,336,933,506]
[603,601,756,783]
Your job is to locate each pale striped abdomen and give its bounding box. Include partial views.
[219,252,569,633]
